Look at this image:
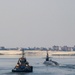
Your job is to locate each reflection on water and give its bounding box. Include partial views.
[0,55,75,75]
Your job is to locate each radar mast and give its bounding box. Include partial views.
[22,49,25,58]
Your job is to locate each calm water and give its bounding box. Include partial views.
[0,55,75,75]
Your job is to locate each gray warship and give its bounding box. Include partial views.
[43,51,59,66]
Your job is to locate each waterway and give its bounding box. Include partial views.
[0,55,75,75]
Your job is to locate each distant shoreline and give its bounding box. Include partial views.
[0,50,75,56]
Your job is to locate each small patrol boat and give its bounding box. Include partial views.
[43,51,59,66]
[12,49,33,72]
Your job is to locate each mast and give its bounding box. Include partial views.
[47,50,49,58]
[46,50,49,61]
[21,48,25,58]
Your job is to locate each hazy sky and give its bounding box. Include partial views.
[0,0,75,48]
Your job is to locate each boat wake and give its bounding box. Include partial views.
[59,64,75,69]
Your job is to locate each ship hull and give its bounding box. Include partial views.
[12,66,33,72]
[43,61,59,66]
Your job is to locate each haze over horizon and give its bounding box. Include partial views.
[0,0,75,48]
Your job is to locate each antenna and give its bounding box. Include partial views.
[46,50,49,61]
[21,48,25,58]
[47,50,49,58]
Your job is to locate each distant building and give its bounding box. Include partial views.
[0,46,7,50]
[67,47,72,51]
[61,46,72,51]
[61,46,68,51]
[40,47,47,50]
[72,45,75,51]
[52,45,59,51]
[48,48,52,50]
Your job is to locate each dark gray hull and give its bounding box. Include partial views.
[12,66,33,72]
